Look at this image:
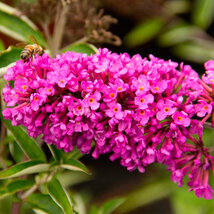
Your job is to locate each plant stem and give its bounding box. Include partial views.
[21,170,57,200]
[0,96,6,169]
[208,146,214,152]
[52,2,69,56]
[203,122,214,129]
[42,20,52,52]
[0,124,6,169]
[11,202,22,214]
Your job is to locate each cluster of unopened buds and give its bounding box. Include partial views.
[2,48,214,199]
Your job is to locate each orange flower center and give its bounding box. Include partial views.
[140,98,145,103]
[47,88,52,93]
[110,93,115,98]
[118,87,122,91]
[77,106,82,111]
[140,110,145,115]
[154,87,159,91]
[60,79,65,84]
[34,96,39,101]
[164,107,169,112]
[113,107,119,112]
[177,116,182,121]
[22,85,27,90]
[89,98,94,103]
[203,106,208,110]
[210,79,214,82]
[139,86,144,91]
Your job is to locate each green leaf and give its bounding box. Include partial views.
[116,180,172,213]
[158,25,203,47]
[89,206,99,214]
[0,2,37,30]
[9,140,24,163]
[192,0,214,29]
[203,128,214,147]
[32,209,48,214]
[0,159,13,170]
[7,179,34,193]
[1,115,46,162]
[58,171,91,188]
[0,179,35,198]
[48,145,65,161]
[171,185,214,214]
[27,193,64,214]
[61,158,91,175]
[0,188,9,199]
[173,42,214,63]
[48,177,73,214]
[124,17,165,47]
[61,43,98,55]
[0,6,46,47]
[0,40,4,51]
[0,160,50,179]
[66,146,83,160]
[0,46,21,68]
[98,198,125,214]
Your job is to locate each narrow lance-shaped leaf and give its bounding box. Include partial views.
[61,43,98,55]
[47,177,73,214]
[89,206,99,214]
[0,8,47,46]
[124,17,165,47]
[27,193,64,214]
[116,180,172,213]
[61,158,91,175]
[170,184,214,214]
[173,42,214,63]
[48,144,65,161]
[1,115,46,162]
[0,179,34,199]
[0,39,4,51]
[9,140,24,163]
[192,0,214,29]
[66,146,83,160]
[0,160,50,179]
[7,179,34,193]
[98,198,126,214]
[0,46,21,68]
[158,25,203,47]
[0,188,8,200]
[0,2,37,30]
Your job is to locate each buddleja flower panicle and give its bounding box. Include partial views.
[2,49,214,199]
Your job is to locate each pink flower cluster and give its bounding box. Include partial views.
[2,49,214,199]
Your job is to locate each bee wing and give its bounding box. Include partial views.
[15,42,28,48]
[29,35,38,45]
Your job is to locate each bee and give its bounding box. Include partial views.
[17,36,44,62]
[21,43,44,62]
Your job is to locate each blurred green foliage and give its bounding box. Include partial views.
[124,0,214,64]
